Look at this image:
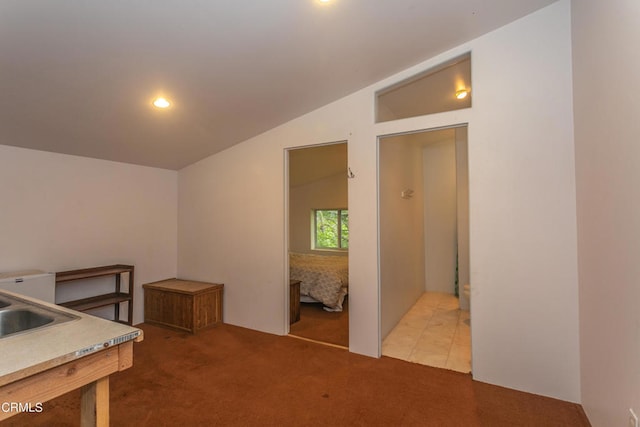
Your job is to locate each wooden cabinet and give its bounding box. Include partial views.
[143,279,223,333]
[55,265,134,325]
[290,280,300,324]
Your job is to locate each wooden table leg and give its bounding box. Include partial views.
[80,376,109,427]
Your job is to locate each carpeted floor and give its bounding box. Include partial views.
[289,299,349,347]
[5,323,590,427]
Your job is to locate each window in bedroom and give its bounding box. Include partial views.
[313,209,348,250]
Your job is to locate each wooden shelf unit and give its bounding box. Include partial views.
[56,264,134,325]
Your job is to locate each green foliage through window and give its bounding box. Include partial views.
[314,209,348,250]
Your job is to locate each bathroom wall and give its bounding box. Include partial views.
[423,137,457,294]
[456,127,470,310]
[379,133,426,339]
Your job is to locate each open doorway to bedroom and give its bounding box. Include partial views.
[286,142,349,348]
[378,125,470,373]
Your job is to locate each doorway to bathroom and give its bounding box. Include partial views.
[378,125,470,372]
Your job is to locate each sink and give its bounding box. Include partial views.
[0,309,54,337]
[0,293,78,339]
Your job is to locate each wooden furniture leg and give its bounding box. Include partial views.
[80,376,109,427]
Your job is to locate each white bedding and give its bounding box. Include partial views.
[289,253,348,311]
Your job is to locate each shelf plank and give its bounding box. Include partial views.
[59,293,132,312]
[55,265,134,283]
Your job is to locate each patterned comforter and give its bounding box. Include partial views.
[289,253,349,311]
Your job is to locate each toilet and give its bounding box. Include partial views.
[460,283,471,310]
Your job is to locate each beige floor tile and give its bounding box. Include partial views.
[413,333,452,355]
[433,306,460,318]
[408,348,448,368]
[429,310,459,326]
[424,324,457,343]
[382,343,415,360]
[437,295,460,310]
[414,293,443,308]
[453,330,470,346]
[454,315,471,331]
[398,309,434,329]
[446,343,472,373]
[384,291,472,374]
[426,313,458,338]
[383,325,423,347]
[382,325,422,360]
[445,354,472,373]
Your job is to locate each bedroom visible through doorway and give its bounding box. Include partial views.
[286,142,349,348]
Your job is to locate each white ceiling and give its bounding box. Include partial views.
[0,0,556,170]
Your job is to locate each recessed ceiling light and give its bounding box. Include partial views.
[318,0,332,4]
[153,97,171,108]
[455,89,469,100]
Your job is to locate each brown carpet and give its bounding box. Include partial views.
[4,323,590,427]
[289,299,349,347]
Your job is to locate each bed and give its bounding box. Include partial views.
[289,252,348,312]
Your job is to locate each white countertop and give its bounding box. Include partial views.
[0,270,47,280]
[0,289,143,387]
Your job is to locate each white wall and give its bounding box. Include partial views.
[572,0,640,425]
[0,145,178,325]
[179,133,291,334]
[379,134,425,339]
[467,0,579,402]
[178,0,580,402]
[423,139,457,294]
[289,172,348,255]
[456,127,470,310]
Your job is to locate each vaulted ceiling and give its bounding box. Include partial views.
[0,0,557,170]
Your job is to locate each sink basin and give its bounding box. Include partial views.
[0,309,54,337]
[0,293,79,338]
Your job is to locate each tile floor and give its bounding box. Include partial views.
[382,292,471,373]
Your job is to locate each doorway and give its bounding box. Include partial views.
[286,142,349,348]
[378,125,470,372]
